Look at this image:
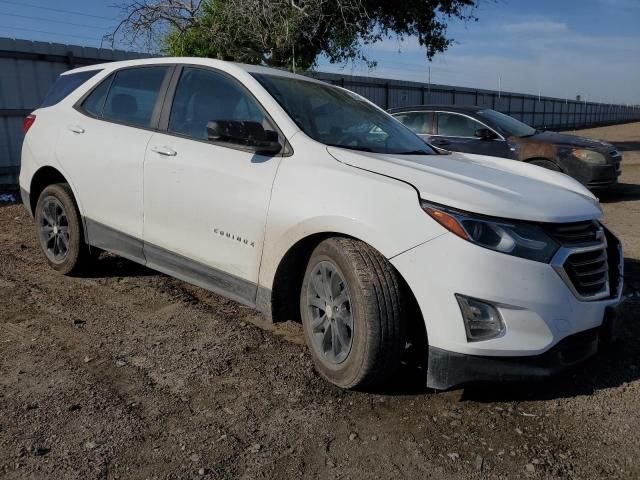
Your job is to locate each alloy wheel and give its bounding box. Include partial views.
[38,196,70,263]
[306,261,354,364]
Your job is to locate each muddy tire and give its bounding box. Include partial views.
[34,183,91,275]
[300,237,406,389]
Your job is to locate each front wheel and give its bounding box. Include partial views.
[300,237,406,389]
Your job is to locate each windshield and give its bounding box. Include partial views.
[476,109,536,137]
[252,73,435,155]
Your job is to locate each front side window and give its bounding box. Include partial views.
[438,112,486,137]
[394,112,433,135]
[252,73,434,155]
[437,113,484,137]
[84,66,169,127]
[169,67,268,140]
[476,109,536,137]
[40,70,101,108]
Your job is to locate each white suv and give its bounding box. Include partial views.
[19,58,623,390]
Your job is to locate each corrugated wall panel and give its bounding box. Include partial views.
[0,37,153,184]
[1,38,639,185]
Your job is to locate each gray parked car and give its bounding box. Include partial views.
[389,105,622,189]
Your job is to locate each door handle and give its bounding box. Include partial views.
[431,138,449,146]
[68,125,85,134]
[151,146,177,156]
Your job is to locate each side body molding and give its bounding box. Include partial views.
[85,219,258,308]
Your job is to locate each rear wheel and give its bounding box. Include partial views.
[35,183,91,275]
[529,159,561,172]
[300,237,406,389]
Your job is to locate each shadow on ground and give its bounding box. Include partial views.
[598,181,640,203]
[81,252,157,279]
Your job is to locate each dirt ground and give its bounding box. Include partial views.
[1,123,640,480]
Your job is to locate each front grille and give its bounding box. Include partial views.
[610,150,622,174]
[564,248,609,298]
[605,228,623,297]
[548,220,600,246]
[551,222,622,301]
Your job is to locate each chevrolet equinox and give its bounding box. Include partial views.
[20,58,624,390]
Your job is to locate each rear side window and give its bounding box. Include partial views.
[82,76,112,117]
[81,66,169,128]
[40,70,100,108]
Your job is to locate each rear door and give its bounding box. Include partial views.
[57,65,172,261]
[433,111,509,157]
[142,66,284,305]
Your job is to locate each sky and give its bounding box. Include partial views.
[0,0,638,104]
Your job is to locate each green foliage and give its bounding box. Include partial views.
[161,0,480,70]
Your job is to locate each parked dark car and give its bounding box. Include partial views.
[388,105,622,189]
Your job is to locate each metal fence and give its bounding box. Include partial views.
[1,37,639,186]
[311,71,640,131]
[0,37,151,185]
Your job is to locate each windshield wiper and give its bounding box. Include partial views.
[325,143,375,152]
[395,150,432,155]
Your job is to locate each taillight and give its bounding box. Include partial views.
[23,114,36,134]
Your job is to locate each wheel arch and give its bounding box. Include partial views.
[28,166,88,241]
[524,156,563,172]
[263,230,427,356]
[28,166,69,215]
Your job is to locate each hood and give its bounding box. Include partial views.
[518,131,615,151]
[327,147,603,224]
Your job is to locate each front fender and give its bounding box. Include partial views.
[259,214,415,288]
[259,159,445,289]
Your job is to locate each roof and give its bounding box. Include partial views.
[62,56,325,84]
[387,105,486,114]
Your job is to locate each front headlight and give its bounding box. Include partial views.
[572,149,607,165]
[422,201,559,263]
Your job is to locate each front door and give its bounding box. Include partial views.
[433,112,510,158]
[143,66,283,305]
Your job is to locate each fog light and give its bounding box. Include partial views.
[455,294,505,342]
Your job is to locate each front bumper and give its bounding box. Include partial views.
[427,305,621,390]
[586,163,620,189]
[573,151,622,189]
[390,231,623,389]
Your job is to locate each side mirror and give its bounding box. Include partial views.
[207,120,282,155]
[474,128,498,140]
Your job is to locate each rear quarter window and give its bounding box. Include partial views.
[39,70,101,108]
[80,66,169,128]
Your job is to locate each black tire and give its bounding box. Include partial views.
[529,159,561,172]
[34,183,91,275]
[300,237,406,389]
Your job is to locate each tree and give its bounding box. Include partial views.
[110,0,480,70]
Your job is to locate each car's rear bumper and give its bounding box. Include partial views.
[20,187,32,217]
[426,305,621,390]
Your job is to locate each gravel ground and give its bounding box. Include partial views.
[1,123,640,480]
